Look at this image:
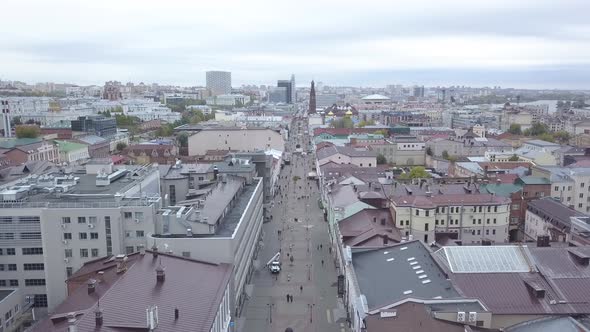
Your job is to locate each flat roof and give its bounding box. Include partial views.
[351,241,459,310]
[0,289,15,302]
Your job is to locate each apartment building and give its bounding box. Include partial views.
[390,193,511,244]
[370,135,426,166]
[0,163,161,312]
[524,197,589,243]
[533,165,590,214]
[149,175,263,316]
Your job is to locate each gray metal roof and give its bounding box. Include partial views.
[435,246,534,274]
[351,241,459,310]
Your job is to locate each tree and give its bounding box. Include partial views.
[442,150,450,160]
[426,147,433,156]
[376,154,387,165]
[357,119,375,127]
[11,116,22,126]
[116,142,127,151]
[553,131,571,144]
[373,129,387,136]
[177,132,189,147]
[538,132,555,143]
[330,118,353,129]
[527,123,549,137]
[509,154,520,161]
[398,166,431,179]
[15,125,40,138]
[508,124,522,135]
[292,176,301,182]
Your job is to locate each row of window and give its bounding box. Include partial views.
[0,216,40,224]
[472,229,497,236]
[64,232,99,240]
[433,205,500,214]
[0,248,42,255]
[0,263,44,271]
[64,248,100,258]
[125,230,145,238]
[554,183,588,192]
[0,232,42,240]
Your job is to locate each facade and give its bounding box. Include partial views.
[370,136,426,166]
[54,140,90,163]
[533,166,590,214]
[1,99,10,138]
[150,176,263,316]
[277,79,293,104]
[316,146,377,167]
[158,162,214,206]
[31,251,232,332]
[71,116,117,137]
[525,198,588,243]
[102,81,122,101]
[187,128,285,156]
[206,94,250,106]
[426,136,511,158]
[0,164,161,312]
[390,193,511,244]
[0,288,34,331]
[0,138,60,164]
[267,87,287,104]
[206,71,232,96]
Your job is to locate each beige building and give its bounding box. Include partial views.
[188,128,285,156]
[390,193,511,244]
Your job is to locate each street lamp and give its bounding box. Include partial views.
[307,303,316,323]
[267,303,275,324]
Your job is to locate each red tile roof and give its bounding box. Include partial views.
[32,251,232,332]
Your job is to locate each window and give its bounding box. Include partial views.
[62,217,71,224]
[493,218,497,224]
[579,203,583,208]
[486,219,490,224]
[9,280,18,286]
[580,193,585,199]
[406,220,410,226]
[0,233,14,240]
[0,280,5,286]
[0,264,4,271]
[169,184,177,205]
[24,263,44,271]
[80,249,88,258]
[486,229,489,235]
[478,219,482,224]
[135,212,144,221]
[425,210,429,217]
[511,204,520,210]
[124,212,132,219]
[415,209,419,216]
[33,294,48,308]
[450,207,454,213]
[25,279,46,286]
[494,206,498,212]
[91,249,99,257]
[64,249,73,258]
[492,230,496,235]
[568,186,572,191]
[487,206,491,212]
[7,248,15,255]
[182,251,191,258]
[472,219,476,225]
[79,232,87,240]
[441,220,444,225]
[380,218,386,225]
[582,183,586,188]
[425,223,429,231]
[88,216,97,224]
[125,231,132,238]
[126,246,134,254]
[477,230,481,235]
[66,267,73,277]
[78,217,86,224]
[90,232,99,239]
[64,233,72,240]
[435,220,439,225]
[435,207,439,213]
[20,232,41,239]
[8,264,16,271]
[22,248,43,255]
[441,207,445,213]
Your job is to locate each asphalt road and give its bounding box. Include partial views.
[240,118,348,332]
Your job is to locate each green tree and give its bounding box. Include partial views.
[376,154,387,165]
[398,166,431,179]
[538,132,555,143]
[508,124,522,135]
[177,132,189,147]
[442,150,450,160]
[373,129,387,136]
[116,142,127,151]
[426,147,433,156]
[357,119,375,127]
[15,125,40,138]
[553,131,571,144]
[527,123,549,136]
[155,124,174,137]
[509,154,520,161]
[11,116,22,126]
[330,118,353,129]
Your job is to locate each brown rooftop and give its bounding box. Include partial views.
[32,250,232,332]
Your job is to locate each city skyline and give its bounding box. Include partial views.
[1,0,589,89]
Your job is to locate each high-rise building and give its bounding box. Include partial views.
[102,81,123,101]
[1,99,11,137]
[290,74,296,103]
[412,85,425,98]
[268,87,287,103]
[309,80,316,113]
[277,80,293,104]
[206,71,232,96]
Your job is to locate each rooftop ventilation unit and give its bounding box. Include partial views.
[457,312,466,322]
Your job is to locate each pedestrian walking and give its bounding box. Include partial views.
[329,247,332,254]
[286,294,290,302]
[300,285,303,293]
[321,259,324,266]
[320,244,323,250]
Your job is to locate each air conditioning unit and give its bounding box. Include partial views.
[60,223,67,229]
[64,258,69,263]
[62,240,68,245]
[88,224,95,229]
[457,312,466,322]
[468,312,477,323]
[135,219,141,223]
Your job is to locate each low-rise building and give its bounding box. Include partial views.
[187,127,284,156]
[31,251,233,332]
[370,136,425,166]
[54,140,90,164]
[0,138,60,164]
[317,146,377,167]
[525,197,589,244]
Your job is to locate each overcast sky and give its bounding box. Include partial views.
[1,0,589,89]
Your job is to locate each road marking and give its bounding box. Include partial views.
[326,309,332,323]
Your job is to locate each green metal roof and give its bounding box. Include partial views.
[516,176,551,185]
[0,138,42,149]
[480,184,522,197]
[54,140,87,153]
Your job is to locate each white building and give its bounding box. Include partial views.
[187,127,285,156]
[0,164,161,312]
[206,94,250,106]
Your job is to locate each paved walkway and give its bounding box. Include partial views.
[240,118,348,332]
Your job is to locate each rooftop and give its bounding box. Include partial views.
[0,289,15,302]
[0,137,43,149]
[516,176,550,185]
[435,246,535,274]
[527,198,587,228]
[32,251,232,332]
[351,241,459,310]
[54,140,88,152]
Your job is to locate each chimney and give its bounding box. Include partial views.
[156,264,165,283]
[174,307,179,320]
[97,271,105,283]
[87,279,97,294]
[213,165,219,180]
[152,243,159,259]
[116,255,128,274]
[95,304,103,326]
[67,312,77,332]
